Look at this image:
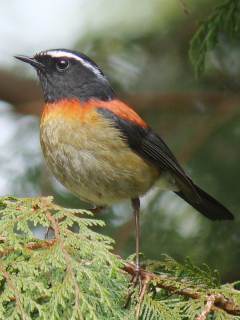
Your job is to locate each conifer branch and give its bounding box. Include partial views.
[196,294,220,320]
[0,196,239,319]
[0,263,28,319]
[190,0,240,75]
[122,261,240,316]
[0,234,239,317]
[45,211,84,320]
[0,239,57,258]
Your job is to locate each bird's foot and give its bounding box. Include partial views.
[132,264,142,288]
[136,272,151,319]
[124,265,143,307]
[124,265,151,318]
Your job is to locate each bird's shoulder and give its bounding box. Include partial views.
[91,99,174,161]
[85,99,148,128]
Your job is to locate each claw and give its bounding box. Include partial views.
[124,266,141,308]
[132,267,142,292]
[136,275,151,318]
[124,266,151,315]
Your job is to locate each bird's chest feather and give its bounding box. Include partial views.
[40,101,159,205]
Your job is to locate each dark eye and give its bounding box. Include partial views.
[55,58,69,72]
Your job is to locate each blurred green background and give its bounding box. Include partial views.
[0,0,239,281]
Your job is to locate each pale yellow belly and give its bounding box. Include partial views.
[40,114,160,205]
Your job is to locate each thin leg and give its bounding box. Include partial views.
[131,198,140,271]
[124,198,142,308]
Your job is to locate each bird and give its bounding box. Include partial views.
[15,49,234,272]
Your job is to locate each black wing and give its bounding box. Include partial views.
[97,107,234,220]
[97,107,199,201]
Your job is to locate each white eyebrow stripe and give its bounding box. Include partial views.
[41,50,104,78]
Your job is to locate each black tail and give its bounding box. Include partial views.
[175,184,234,220]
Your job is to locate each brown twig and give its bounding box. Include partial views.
[196,294,220,320]
[122,261,240,316]
[0,239,56,258]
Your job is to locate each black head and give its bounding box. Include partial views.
[15,49,115,103]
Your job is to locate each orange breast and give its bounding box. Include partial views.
[41,98,148,128]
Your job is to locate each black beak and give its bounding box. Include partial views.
[14,55,45,70]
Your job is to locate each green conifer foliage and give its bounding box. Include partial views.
[0,196,240,319]
[190,0,240,76]
[0,197,129,319]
